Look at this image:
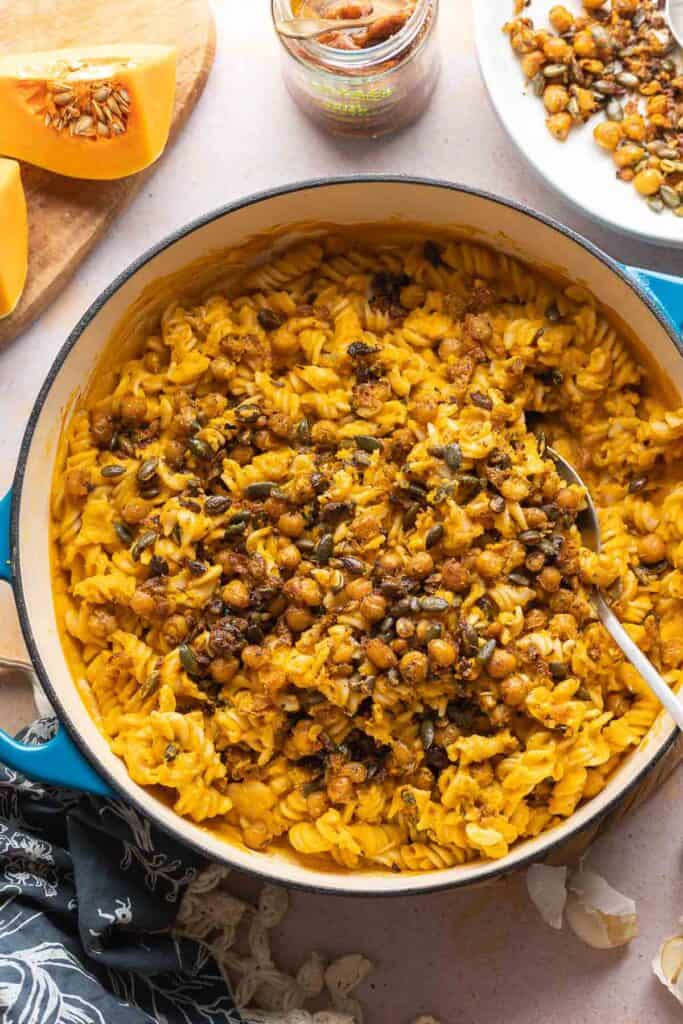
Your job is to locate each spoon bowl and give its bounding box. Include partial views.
[549,447,683,731]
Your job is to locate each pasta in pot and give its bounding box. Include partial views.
[51,232,683,871]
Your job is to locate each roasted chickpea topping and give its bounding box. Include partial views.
[638,533,667,564]
[278,512,306,538]
[487,649,518,679]
[120,394,147,424]
[407,552,434,578]
[360,592,388,623]
[222,579,251,610]
[366,638,397,670]
[505,1,683,216]
[210,656,238,684]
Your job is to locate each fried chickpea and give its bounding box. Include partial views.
[377,551,403,573]
[367,638,397,670]
[90,412,114,447]
[583,0,607,8]
[488,648,518,679]
[222,579,250,610]
[572,29,597,57]
[538,566,562,592]
[65,468,89,499]
[399,650,428,683]
[613,144,645,168]
[396,617,415,639]
[278,512,305,538]
[501,674,531,707]
[345,577,373,601]
[556,486,581,511]
[647,95,668,116]
[441,559,470,592]
[638,533,667,564]
[411,394,439,424]
[327,775,354,803]
[476,549,504,579]
[621,114,646,142]
[229,444,254,466]
[285,576,322,606]
[521,50,546,80]
[165,438,186,465]
[311,420,338,447]
[130,588,157,618]
[285,606,315,632]
[121,498,148,525]
[594,121,623,151]
[525,608,548,631]
[407,552,434,579]
[87,608,118,638]
[546,112,573,141]
[549,613,578,639]
[360,592,388,623]
[543,36,572,63]
[242,646,267,670]
[549,5,574,32]
[439,337,460,360]
[211,356,235,383]
[120,393,147,424]
[278,543,301,571]
[634,169,663,197]
[211,656,238,684]
[428,638,456,668]
[163,614,189,646]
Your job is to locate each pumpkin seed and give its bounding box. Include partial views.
[460,622,479,657]
[187,437,212,460]
[137,456,159,483]
[179,643,201,677]
[314,533,334,565]
[606,98,623,121]
[245,481,277,500]
[101,464,125,478]
[660,185,681,209]
[443,442,463,471]
[297,418,311,445]
[648,197,664,214]
[139,672,160,700]
[425,523,444,549]
[419,596,449,613]
[543,64,568,79]
[403,503,421,531]
[204,495,232,515]
[164,742,179,762]
[549,662,568,681]
[616,71,639,88]
[477,638,497,665]
[114,521,133,545]
[340,556,366,575]
[354,435,383,453]
[131,530,157,561]
[420,719,435,749]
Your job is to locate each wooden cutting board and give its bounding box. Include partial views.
[0,0,216,349]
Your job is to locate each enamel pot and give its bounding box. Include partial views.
[1,177,682,895]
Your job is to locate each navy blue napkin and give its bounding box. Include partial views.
[0,719,243,1023]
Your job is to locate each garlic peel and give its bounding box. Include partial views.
[653,933,683,1006]
[565,867,637,949]
[526,864,567,930]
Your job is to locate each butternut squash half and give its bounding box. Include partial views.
[0,45,177,180]
[0,158,28,319]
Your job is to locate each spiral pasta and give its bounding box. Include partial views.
[51,231,683,871]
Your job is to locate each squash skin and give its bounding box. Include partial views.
[0,45,177,180]
[0,159,28,319]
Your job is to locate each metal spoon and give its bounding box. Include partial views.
[548,447,683,731]
[666,0,683,50]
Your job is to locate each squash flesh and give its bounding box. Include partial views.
[0,45,176,180]
[0,158,28,319]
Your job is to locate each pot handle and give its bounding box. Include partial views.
[0,489,114,797]
[624,264,683,336]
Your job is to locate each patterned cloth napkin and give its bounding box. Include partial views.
[0,719,243,1023]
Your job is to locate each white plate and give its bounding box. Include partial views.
[474,0,683,247]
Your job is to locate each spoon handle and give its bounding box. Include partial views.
[596,592,683,731]
[276,15,375,39]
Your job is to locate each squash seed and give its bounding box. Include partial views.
[179,644,201,677]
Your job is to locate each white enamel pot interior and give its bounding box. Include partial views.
[12,178,683,895]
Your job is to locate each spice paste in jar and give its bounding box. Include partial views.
[293,0,417,49]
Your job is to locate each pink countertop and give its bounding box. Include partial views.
[2,2,683,1021]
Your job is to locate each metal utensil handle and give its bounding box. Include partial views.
[276,14,375,38]
[0,489,113,796]
[596,592,683,731]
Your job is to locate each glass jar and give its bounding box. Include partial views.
[272,0,440,138]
